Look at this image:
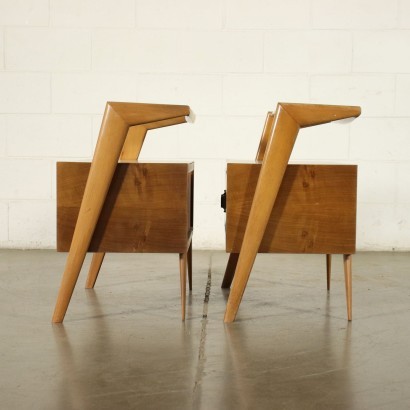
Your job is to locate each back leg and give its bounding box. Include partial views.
[343,254,352,321]
[85,253,105,289]
[221,253,239,289]
[179,252,187,321]
[326,254,332,291]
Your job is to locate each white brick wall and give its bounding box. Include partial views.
[350,118,410,161]
[0,116,6,156]
[226,0,310,29]
[264,31,352,74]
[397,164,410,203]
[292,122,350,161]
[52,73,137,113]
[6,28,91,71]
[0,0,409,250]
[0,202,7,243]
[92,30,264,73]
[8,200,55,248]
[396,75,410,115]
[135,74,222,116]
[223,75,309,115]
[6,115,93,157]
[50,0,135,28]
[0,73,50,113]
[399,0,410,28]
[311,0,397,29]
[0,30,4,69]
[0,0,49,26]
[310,75,395,116]
[135,0,223,29]
[353,31,410,73]
[0,159,51,199]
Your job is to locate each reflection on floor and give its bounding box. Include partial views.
[1,250,409,409]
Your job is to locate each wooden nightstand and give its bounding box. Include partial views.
[52,102,194,323]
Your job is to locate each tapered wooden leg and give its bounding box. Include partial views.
[85,253,105,289]
[221,113,271,292]
[224,107,300,323]
[343,254,352,321]
[221,253,239,289]
[326,254,332,291]
[86,128,148,281]
[179,252,187,321]
[52,106,129,323]
[187,241,192,291]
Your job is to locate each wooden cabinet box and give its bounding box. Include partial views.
[57,161,194,254]
[225,163,357,254]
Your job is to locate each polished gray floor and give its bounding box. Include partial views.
[1,250,409,409]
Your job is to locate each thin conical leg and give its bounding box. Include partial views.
[187,241,192,291]
[343,254,352,321]
[326,254,332,291]
[85,253,105,289]
[179,252,187,321]
[221,253,239,289]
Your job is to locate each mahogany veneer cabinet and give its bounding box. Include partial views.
[57,162,193,254]
[225,163,357,255]
[52,102,194,323]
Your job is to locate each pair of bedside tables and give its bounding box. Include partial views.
[52,102,360,324]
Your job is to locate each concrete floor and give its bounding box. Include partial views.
[1,250,410,409]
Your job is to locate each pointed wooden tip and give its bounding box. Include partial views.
[279,103,361,128]
[106,102,191,126]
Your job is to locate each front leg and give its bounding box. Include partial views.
[52,105,128,323]
[224,106,300,322]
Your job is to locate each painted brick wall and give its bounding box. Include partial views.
[0,0,409,250]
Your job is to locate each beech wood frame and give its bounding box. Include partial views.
[222,103,361,323]
[52,102,192,323]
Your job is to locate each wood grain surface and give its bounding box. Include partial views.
[226,163,357,254]
[57,162,194,253]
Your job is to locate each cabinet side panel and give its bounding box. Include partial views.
[57,162,191,253]
[226,164,357,254]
